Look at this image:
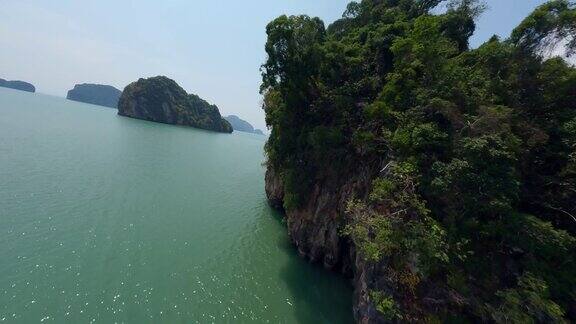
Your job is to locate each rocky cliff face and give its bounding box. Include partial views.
[0,78,35,92]
[265,164,388,323]
[67,84,122,108]
[118,76,232,133]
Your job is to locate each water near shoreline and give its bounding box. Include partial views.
[0,87,352,323]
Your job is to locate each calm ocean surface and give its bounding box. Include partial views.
[0,87,352,323]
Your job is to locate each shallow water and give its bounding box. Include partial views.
[0,87,352,323]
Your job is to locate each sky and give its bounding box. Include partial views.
[0,0,560,130]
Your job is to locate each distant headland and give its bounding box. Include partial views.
[224,115,264,135]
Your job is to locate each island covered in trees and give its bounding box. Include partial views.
[0,78,35,93]
[261,0,576,322]
[118,76,232,133]
[67,83,122,108]
[224,115,265,135]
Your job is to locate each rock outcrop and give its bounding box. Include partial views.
[224,115,265,135]
[0,78,35,92]
[118,76,232,133]
[265,164,386,322]
[67,84,122,108]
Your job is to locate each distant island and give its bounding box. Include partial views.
[118,76,232,133]
[0,78,35,92]
[224,115,264,135]
[67,84,122,108]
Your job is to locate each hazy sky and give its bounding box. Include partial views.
[0,0,556,130]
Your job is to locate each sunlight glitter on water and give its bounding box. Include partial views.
[0,88,353,323]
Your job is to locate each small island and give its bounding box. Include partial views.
[0,78,35,92]
[67,84,122,108]
[224,115,265,135]
[118,76,232,133]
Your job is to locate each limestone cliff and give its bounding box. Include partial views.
[265,164,389,323]
[261,1,576,323]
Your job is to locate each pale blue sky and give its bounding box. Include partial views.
[0,1,553,129]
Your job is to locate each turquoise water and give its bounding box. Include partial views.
[0,87,352,323]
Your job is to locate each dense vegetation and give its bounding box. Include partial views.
[67,83,122,108]
[118,76,232,133]
[261,0,576,321]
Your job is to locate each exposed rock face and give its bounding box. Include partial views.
[265,164,387,323]
[67,84,122,108]
[0,78,35,92]
[118,76,232,133]
[264,167,285,210]
[224,115,264,135]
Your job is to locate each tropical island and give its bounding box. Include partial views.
[0,78,35,92]
[261,0,576,322]
[67,83,122,108]
[118,76,232,133]
[224,115,265,135]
